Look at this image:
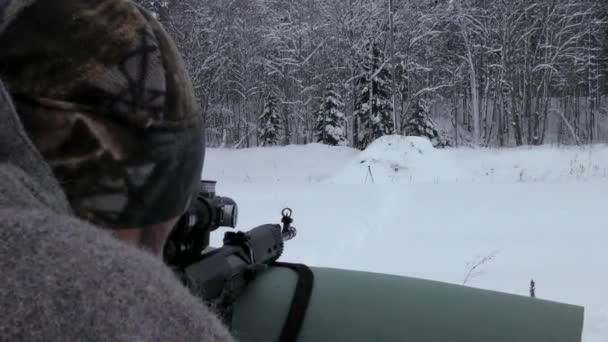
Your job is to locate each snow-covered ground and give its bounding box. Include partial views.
[204,136,608,342]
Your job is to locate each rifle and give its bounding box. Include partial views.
[163,180,297,318]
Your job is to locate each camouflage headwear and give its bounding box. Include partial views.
[0,0,205,228]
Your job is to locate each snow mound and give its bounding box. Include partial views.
[206,139,608,185]
[328,135,463,184]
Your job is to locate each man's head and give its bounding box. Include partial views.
[0,0,204,255]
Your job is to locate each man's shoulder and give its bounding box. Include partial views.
[0,206,234,342]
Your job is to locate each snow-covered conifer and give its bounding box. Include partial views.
[353,41,394,150]
[315,84,348,146]
[402,98,446,147]
[259,95,282,146]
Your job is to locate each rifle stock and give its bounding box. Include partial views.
[175,222,292,306]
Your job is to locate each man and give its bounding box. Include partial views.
[0,0,235,341]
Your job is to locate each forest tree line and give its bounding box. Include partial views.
[137,0,608,149]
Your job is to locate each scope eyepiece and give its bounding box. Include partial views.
[187,180,238,232]
[164,180,239,266]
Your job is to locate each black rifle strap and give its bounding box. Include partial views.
[273,262,314,342]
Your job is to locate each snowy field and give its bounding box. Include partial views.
[204,136,608,342]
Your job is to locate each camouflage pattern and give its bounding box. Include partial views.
[0,0,205,228]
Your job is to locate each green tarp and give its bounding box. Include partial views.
[233,266,584,342]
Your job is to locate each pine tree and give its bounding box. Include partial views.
[259,95,282,146]
[353,41,394,150]
[314,85,348,146]
[402,98,447,148]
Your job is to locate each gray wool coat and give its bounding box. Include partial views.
[0,79,235,340]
